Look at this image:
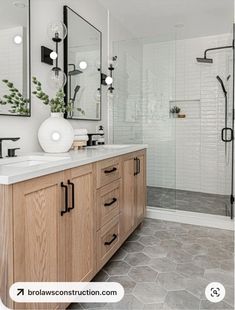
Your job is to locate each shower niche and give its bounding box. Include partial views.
[64,6,102,120]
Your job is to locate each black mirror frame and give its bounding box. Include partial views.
[0,0,31,117]
[63,5,102,121]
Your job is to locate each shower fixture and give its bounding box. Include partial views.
[68,64,83,76]
[196,45,233,63]
[72,85,80,103]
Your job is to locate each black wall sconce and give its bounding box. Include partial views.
[41,22,67,89]
[101,56,117,94]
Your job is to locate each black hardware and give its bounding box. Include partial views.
[7,148,20,158]
[0,138,20,159]
[68,180,75,211]
[41,46,54,65]
[101,73,108,86]
[134,157,138,176]
[104,234,117,246]
[137,158,141,175]
[197,45,234,63]
[87,133,104,146]
[104,198,117,207]
[104,167,117,174]
[61,182,68,216]
[221,128,233,142]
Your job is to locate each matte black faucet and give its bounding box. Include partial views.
[0,138,20,158]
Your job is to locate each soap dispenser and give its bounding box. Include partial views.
[97,125,105,145]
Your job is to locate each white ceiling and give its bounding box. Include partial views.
[99,0,234,41]
[0,0,28,30]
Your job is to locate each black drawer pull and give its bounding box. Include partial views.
[61,182,68,216]
[104,234,117,246]
[68,180,75,211]
[104,167,117,174]
[104,198,117,207]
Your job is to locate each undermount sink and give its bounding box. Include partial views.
[0,155,70,168]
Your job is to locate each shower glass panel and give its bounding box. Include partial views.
[112,27,233,217]
[112,37,177,211]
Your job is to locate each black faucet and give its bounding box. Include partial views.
[87,133,104,146]
[0,138,20,158]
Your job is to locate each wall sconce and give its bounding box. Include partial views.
[101,56,117,94]
[41,21,67,89]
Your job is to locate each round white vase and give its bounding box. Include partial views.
[38,113,74,153]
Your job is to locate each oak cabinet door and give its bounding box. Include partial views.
[66,164,95,282]
[13,172,67,309]
[121,155,135,240]
[135,153,146,225]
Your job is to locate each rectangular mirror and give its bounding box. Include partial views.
[64,6,102,121]
[0,0,31,117]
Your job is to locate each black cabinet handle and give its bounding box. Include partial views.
[104,234,117,246]
[104,198,117,207]
[61,182,68,216]
[134,157,138,176]
[68,180,75,211]
[104,167,117,174]
[137,158,141,175]
[221,127,233,142]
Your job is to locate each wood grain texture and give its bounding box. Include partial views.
[97,215,120,270]
[0,185,13,309]
[67,164,95,282]
[120,154,135,241]
[135,150,147,225]
[96,180,121,230]
[96,157,121,188]
[13,172,66,309]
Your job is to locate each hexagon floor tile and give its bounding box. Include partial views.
[67,219,234,310]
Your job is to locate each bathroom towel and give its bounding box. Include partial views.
[74,128,88,136]
[74,135,89,142]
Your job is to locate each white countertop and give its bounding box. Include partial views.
[0,144,147,185]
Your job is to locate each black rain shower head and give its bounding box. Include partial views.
[196,57,213,64]
[196,45,233,65]
[68,64,83,76]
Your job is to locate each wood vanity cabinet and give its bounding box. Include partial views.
[121,150,146,241]
[0,149,146,310]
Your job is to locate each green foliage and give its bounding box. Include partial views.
[170,105,181,114]
[32,76,85,115]
[0,80,30,115]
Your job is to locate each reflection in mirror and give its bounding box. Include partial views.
[64,6,101,120]
[0,0,30,116]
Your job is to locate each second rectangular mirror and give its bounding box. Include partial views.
[64,6,102,121]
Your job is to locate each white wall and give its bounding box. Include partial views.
[0,0,109,155]
[143,33,233,195]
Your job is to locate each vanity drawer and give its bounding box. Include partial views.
[96,157,121,188]
[96,180,121,230]
[97,215,120,269]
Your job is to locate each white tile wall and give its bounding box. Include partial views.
[142,33,233,195]
[113,33,233,196]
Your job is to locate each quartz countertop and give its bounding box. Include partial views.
[0,144,147,185]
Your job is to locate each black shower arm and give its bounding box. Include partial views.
[204,45,234,58]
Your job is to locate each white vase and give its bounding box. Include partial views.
[38,113,74,153]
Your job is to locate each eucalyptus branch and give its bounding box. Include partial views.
[32,76,85,115]
[0,80,30,115]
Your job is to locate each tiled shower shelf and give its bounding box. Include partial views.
[169,99,201,119]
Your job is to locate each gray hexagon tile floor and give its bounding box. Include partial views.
[68,219,234,310]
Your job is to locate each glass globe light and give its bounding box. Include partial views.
[48,68,67,90]
[13,35,22,45]
[105,76,113,85]
[47,21,67,41]
[50,51,58,60]
[79,61,88,70]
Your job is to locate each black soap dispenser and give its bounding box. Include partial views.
[97,126,105,145]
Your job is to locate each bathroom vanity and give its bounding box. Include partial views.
[0,145,146,309]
